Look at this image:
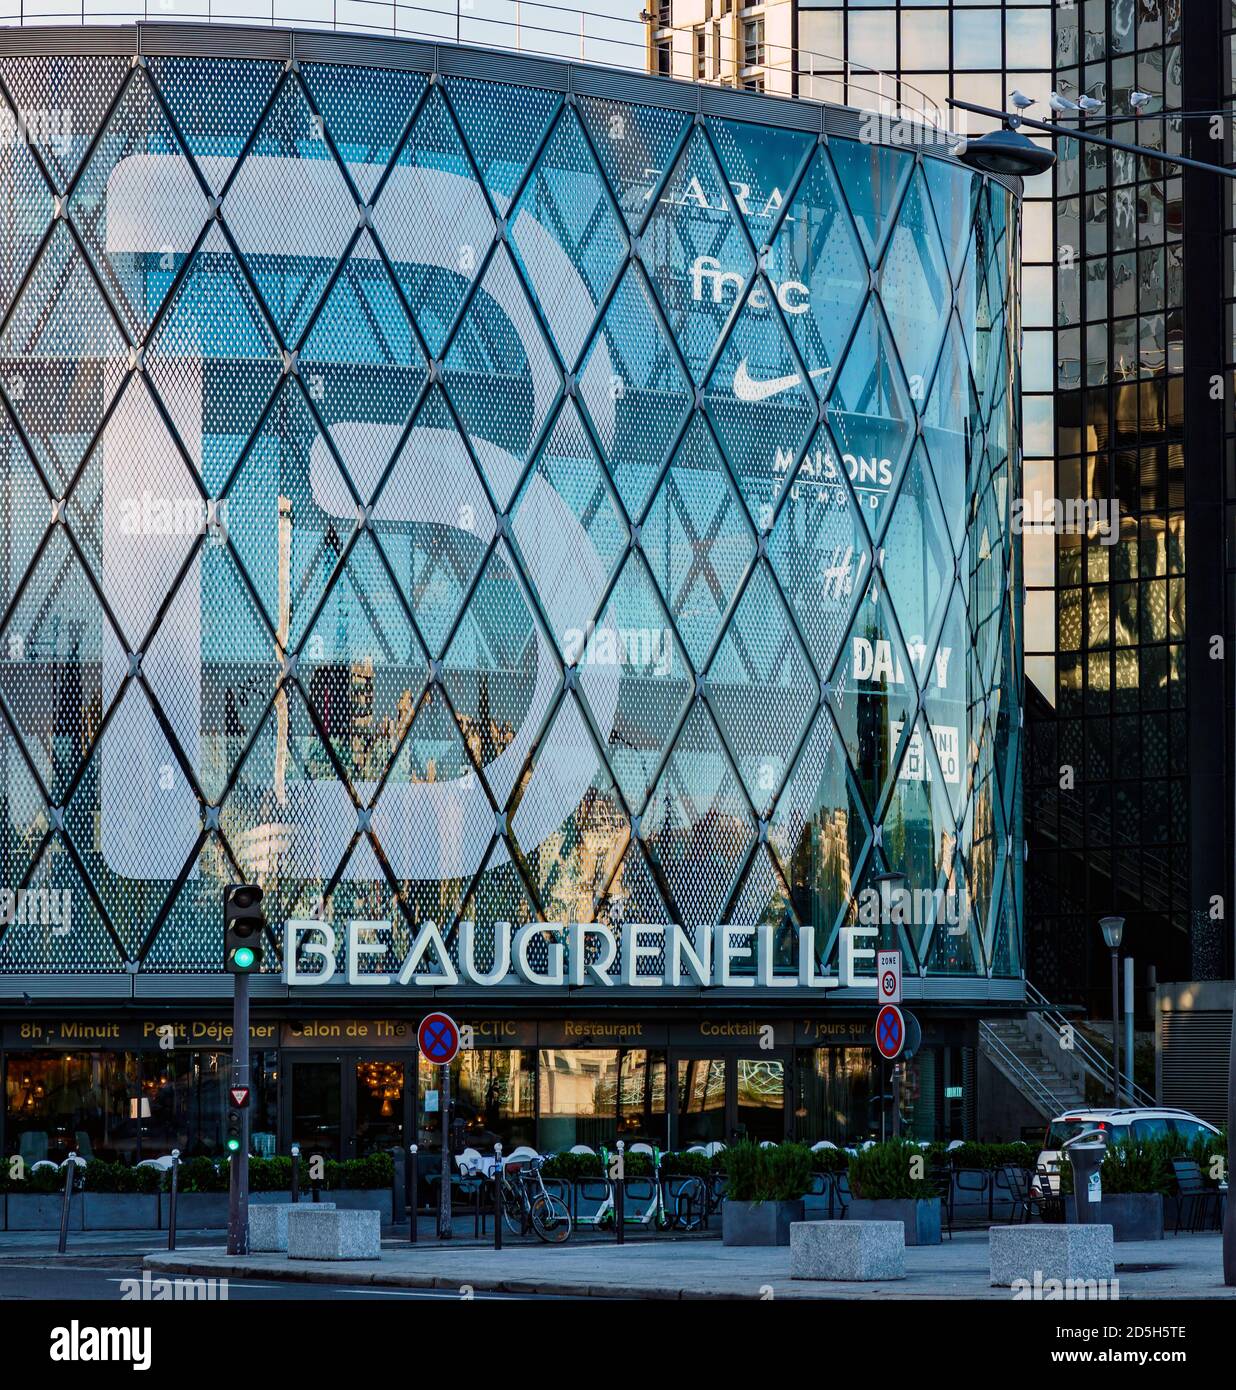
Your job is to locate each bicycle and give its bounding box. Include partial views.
[498,1155,572,1244]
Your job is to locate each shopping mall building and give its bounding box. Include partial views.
[0,21,1022,1164]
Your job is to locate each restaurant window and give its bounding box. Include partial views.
[792,1048,877,1146]
[537,1049,618,1149]
[4,1049,277,1162]
[618,1049,667,1147]
[417,1049,535,1153]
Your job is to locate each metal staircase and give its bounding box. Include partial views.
[979,981,1157,1120]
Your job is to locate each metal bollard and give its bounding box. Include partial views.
[57,1152,77,1255]
[493,1144,503,1251]
[615,1140,625,1245]
[291,1143,300,1204]
[167,1149,180,1252]
[408,1145,418,1244]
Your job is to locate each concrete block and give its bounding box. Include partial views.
[789,1220,905,1281]
[990,1224,1115,1287]
[249,1202,335,1253]
[287,1206,380,1261]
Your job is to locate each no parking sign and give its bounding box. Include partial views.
[418,1012,461,1065]
[875,1004,905,1060]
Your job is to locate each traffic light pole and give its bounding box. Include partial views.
[226,971,250,1256]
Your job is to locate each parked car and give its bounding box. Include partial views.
[1032,1108,1220,1195]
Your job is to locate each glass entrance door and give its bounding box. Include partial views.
[672,1052,792,1147]
[734,1056,786,1143]
[288,1058,342,1159]
[674,1056,727,1145]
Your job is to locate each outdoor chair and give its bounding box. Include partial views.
[927,1159,954,1239]
[1030,1164,1064,1223]
[1169,1159,1221,1233]
[996,1164,1034,1224]
[833,1171,852,1218]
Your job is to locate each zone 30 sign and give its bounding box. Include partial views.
[282,919,884,993]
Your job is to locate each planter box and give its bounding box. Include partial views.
[848,1197,941,1246]
[722,1198,803,1247]
[172,1193,230,1228]
[6,1193,84,1231]
[1065,1193,1164,1242]
[83,1193,160,1231]
[329,1189,394,1220]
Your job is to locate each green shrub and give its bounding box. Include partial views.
[947,1142,1038,1171]
[1059,1137,1175,1197]
[248,1156,292,1192]
[322,1153,394,1190]
[849,1139,932,1201]
[809,1147,850,1175]
[81,1160,161,1193]
[175,1156,228,1193]
[1100,1140,1174,1195]
[660,1150,710,1178]
[622,1149,653,1178]
[541,1151,603,1181]
[721,1141,813,1203]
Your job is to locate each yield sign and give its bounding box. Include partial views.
[875,1004,905,1060]
[418,1011,461,1065]
[229,1086,250,1108]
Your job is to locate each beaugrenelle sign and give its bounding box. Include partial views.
[283,920,883,992]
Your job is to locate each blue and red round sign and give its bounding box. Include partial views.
[418,1012,461,1065]
[875,1004,905,1060]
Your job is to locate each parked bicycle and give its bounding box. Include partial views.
[497,1154,572,1244]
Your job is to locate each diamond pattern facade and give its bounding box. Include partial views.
[0,43,1020,987]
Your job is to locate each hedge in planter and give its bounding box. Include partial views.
[847,1139,941,1246]
[720,1142,813,1247]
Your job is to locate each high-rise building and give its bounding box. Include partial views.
[648,0,1231,1124]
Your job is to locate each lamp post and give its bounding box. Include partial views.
[949,88,1236,1288]
[1099,916,1125,1107]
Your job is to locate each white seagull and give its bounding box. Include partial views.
[1129,90,1153,111]
[1049,91,1081,116]
[1009,90,1037,112]
[1077,95,1106,115]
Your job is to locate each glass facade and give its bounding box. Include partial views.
[0,36,1021,991]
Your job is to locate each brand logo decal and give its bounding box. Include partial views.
[733,358,830,403]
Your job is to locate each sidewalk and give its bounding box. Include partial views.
[144,1230,1236,1300]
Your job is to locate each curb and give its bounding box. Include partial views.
[142,1252,709,1299]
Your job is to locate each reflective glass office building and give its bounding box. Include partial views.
[0,22,1020,1161]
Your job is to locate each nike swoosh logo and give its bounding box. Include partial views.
[733,358,831,403]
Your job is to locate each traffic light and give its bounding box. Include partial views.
[223,882,265,974]
[226,1104,244,1154]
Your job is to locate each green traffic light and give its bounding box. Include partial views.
[232,946,255,970]
[226,1137,241,1152]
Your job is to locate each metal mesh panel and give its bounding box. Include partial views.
[0,45,1020,982]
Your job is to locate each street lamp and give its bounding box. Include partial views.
[952,127,1057,178]
[1099,916,1125,1108]
[948,90,1236,1286]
